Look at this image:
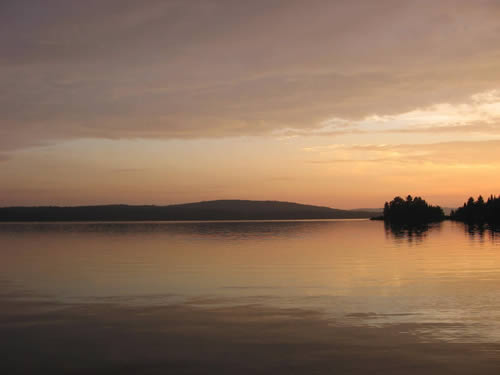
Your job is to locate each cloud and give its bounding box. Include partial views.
[281,89,500,137]
[303,140,500,166]
[2,0,500,151]
[110,168,147,174]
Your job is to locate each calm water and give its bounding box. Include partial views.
[1,219,500,345]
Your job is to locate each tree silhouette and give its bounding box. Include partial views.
[382,195,445,224]
[450,195,500,223]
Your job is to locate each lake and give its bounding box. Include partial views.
[2,219,500,374]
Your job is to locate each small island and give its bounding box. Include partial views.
[372,195,445,224]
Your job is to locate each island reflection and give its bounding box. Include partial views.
[384,221,442,245]
[463,223,500,243]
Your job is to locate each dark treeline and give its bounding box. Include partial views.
[378,195,445,224]
[450,195,500,223]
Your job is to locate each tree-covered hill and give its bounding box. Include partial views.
[0,200,375,222]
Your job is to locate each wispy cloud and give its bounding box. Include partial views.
[303,140,500,166]
[282,90,500,137]
[110,168,148,174]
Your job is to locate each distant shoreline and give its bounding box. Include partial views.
[0,200,380,222]
[0,217,372,225]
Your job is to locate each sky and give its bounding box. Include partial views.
[2,0,500,209]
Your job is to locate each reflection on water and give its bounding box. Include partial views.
[384,221,441,245]
[464,223,500,243]
[1,219,500,345]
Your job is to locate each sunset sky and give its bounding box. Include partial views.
[2,0,500,208]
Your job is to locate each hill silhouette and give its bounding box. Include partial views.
[0,200,375,222]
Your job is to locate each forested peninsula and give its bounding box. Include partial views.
[450,195,500,224]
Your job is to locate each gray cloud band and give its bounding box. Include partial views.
[1,0,500,151]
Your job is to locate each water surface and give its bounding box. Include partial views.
[2,220,500,373]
